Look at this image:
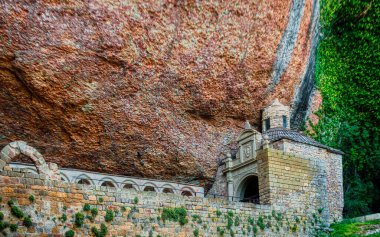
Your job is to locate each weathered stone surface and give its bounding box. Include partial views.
[0,0,319,185]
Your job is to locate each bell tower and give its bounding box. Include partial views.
[262,98,290,132]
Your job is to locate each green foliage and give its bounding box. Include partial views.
[314,0,380,217]
[229,229,235,237]
[60,213,67,222]
[226,216,233,230]
[91,223,108,237]
[98,197,104,203]
[192,214,202,224]
[105,210,114,222]
[83,203,91,212]
[0,212,3,221]
[193,228,199,237]
[28,195,35,203]
[65,229,75,237]
[23,216,33,228]
[0,196,2,202]
[227,211,234,217]
[9,223,18,232]
[7,199,14,206]
[257,216,265,230]
[330,219,380,237]
[11,206,24,219]
[75,212,85,227]
[133,197,139,204]
[91,208,99,217]
[234,216,240,226]
[161,207,188,226]
[216,210,222,217]
[0,221,9,231]
[248,216,254,225]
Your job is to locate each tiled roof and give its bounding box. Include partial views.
[264,128,344,155]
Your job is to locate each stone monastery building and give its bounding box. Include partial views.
[0,99,344,236]
[210,99,344,222]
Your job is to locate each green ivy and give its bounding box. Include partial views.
[313,0,380,217]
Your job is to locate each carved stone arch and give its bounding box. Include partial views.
[180,186,195,197]
[75,174,94,185]
[0,141,59,180]
[235,173,259,203]
[160,184,176,194]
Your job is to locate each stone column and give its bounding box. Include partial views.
[226,153,234,201]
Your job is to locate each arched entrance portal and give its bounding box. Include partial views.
[237,175,259,204]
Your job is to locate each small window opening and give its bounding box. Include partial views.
[123,183,135,190]
[101,181,115,187]
[265,118,270,131]
[181,190,193,197]
[144,186,156,192]
[77,179,91,185]
[283,115,287,128]
[163,188,174,194]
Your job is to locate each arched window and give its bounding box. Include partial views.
[163,188,174,194]
[143,186,156,192]
[77,179,91,185]
[181,190,193,197]
[101,181,115,188]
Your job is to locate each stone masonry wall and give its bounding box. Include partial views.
[271,140,344,222]
[257,148,329,223]
[0,168,325,237]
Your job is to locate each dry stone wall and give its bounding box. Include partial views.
[0,168,325,237]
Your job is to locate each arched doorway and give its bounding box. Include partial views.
[237,175,259,204]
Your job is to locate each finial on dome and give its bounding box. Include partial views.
[244,120,252,129]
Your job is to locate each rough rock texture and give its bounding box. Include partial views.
[0,0,319,187]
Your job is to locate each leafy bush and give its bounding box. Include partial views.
[193,228,199,237]
[60,213,67,222]
[105,210,114,222]
[91,223,107,237]
[75,212,85,227]
[161,207,188,226]
[28,195,35,203]
[11,206,24,219]
[7,199,14,206]
[226,216,233,230]
[23,216,33,228]
[216,210,222,217]
[234,216,240,226]
[65,229,75,237]
[133,197,139,204]
[0,221,9,231]
[83,204,91,211]
[91,208,98,217]
[98,197,103,203]
[0,212,3,221]
[257,216,265,230]
[9,223,18,232]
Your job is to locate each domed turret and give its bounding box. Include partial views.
[262,99,290,132]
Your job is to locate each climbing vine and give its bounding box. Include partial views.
[312,0,380,217]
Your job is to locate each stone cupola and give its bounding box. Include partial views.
[262,98,290,132]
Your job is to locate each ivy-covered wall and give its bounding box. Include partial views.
[311,0,380,217]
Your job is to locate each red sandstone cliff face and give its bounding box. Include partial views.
[0,0,319,186]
